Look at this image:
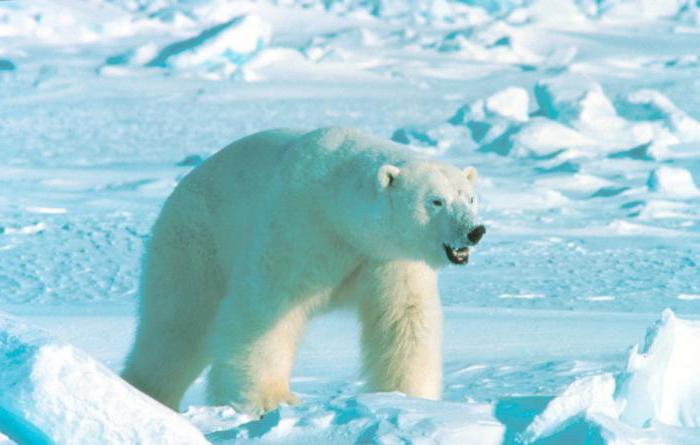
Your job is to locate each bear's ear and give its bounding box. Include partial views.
[377,164,400,190]
[464,166,478,185]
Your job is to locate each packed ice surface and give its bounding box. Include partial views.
[2,0,700,443]
[186,393,503,444]
[0,312,207,445]
[521,310,700,444]
[7,308,680,444]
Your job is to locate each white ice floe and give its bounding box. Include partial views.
[485,87,530,122]
[170,15,270,68]
[0,313,207,445]
[534,75,622,131]
[589,0,694,20]
[535,173,614,193]
[424,76,700,160]
[241,47,310,82]
[452,86,530,124]
[617,310,700,428]
[141,14,272,79]
[521,309,700,444]
[647,166,700,197]
[520,373,618,443]
[635,200,695,220]
[617,89,700,143]
[514,117,595,156]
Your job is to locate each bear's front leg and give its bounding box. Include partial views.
[357,261,442,399]
[207,296,307,416]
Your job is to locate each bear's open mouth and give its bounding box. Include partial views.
[443,244,469,265]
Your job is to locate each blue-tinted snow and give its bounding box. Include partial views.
[0,313,208,444]
[1,0,700,443]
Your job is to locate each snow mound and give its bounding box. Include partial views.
[0,313,207,445]
[407,75,700,160]
[194,393,504,444]
[0,2,100,43]
[647,166,700,197]
[146,14,271,79]
[618,309,700,428]
[435,20,541,65]
[454,79,605,157]
[617,89,700,143]
[521,310,700,444]
[447,86,532,156]
[514,117,594,156]
[582,0,695,20]
[391,124,473,154]
[534,75,626,137]
[485,86,530,122]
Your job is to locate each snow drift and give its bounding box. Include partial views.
[0,313,207,445]
[521,309,700,444]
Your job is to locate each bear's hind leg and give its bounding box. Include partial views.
[357,261,442,399]
[122,220,224,410]
[206,299,308,416]
[122,317,210,410]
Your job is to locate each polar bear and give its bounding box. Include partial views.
[122,127,485,415]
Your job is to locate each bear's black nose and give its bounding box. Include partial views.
[468,225,486,244]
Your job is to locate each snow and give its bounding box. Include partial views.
[647,166,700,197]
[187,393,503,444]
[0,312,208,445]
[521,310,700,444]
[534,75,621,131]
[498,293,546,300]
[485,87,530,123]
[514,117,594,156]
[2,0,700,443]
[519,374,618,444]
[155,14,273,79]
[618,310,700,428]
[4,308,681,444]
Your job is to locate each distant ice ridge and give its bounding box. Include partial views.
[0,313,208,445]
[102,13,272,79]
[109,0,697,21]
[7,0,700,81]
[520,309,700,444]
[108,0,523,17]
[577,0,699,21]
[450,75,700,159]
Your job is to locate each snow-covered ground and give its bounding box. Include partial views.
[1,0,700,443]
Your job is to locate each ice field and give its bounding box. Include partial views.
[1,0,700,443]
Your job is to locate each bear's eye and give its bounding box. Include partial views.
[469,196,475,205]
[432,199,444,207]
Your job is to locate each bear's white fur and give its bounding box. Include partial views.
[122,127,483,415]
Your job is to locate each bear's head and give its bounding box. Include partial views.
[370,161,485,267]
